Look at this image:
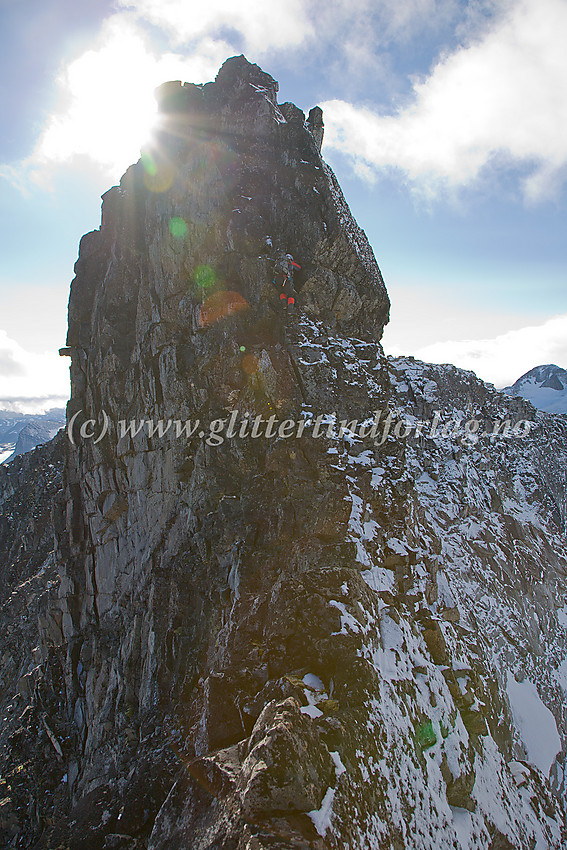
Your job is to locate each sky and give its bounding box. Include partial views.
[0,0,566,412]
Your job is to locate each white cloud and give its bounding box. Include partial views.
[369,0,459,42]
[117,0,461,62]
[0,284,68,355]
[5,0,314,183]
[0,330,69,413]
[321,0,567,200]
[407,313,567,387]
[2,0,494,186]
[117,0,315,54]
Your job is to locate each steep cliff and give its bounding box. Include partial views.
[2,56,567,850]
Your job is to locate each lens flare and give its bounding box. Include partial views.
[169,217,188,238]
[416,720,436,749]
[141,151,157,176]
[194,265,216,289]
[241,353,259,375]
[199,291,248,327]
[239,345,246,352]
[142,151,174,192]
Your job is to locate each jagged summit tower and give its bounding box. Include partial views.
[55,53,393,848]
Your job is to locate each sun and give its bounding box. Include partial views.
[36,20,172,178]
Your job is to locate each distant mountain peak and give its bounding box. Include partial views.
[0,408,66,464]
[503,363,567,413]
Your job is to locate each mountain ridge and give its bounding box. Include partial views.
[0,56,566,849]
[0,408,65,464]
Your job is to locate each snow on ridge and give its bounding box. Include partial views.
[285,317,567,845]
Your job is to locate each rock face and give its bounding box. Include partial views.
[0,436,64,842]
[1,56,567,849]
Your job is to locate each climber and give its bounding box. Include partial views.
[273,253,301,312]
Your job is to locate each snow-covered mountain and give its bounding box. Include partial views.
[503,364,567,414]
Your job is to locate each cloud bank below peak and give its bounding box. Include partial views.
[321,0,567,201]
[393,313,567,389]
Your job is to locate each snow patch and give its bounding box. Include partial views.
[506,673,561,775]
[330,750,346,777]
[308,786,336,836]
[303,673,325,691]
[330,600,362,634]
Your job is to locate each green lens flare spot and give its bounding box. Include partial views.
[141,151,157,176]
[169,217,188,238]
[416,721,437,750]
[194,264,216,289]
[239,345,246,352]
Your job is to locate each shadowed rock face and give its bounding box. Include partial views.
[0,437,65,843]
[2,56,567,849]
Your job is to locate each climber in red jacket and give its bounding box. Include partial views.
[274,253,301,311]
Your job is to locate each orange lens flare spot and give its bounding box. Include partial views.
[169,217,188,238]
[199,291,248,327]
[241,353,259,375]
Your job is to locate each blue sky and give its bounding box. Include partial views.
[1,0,566,411]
